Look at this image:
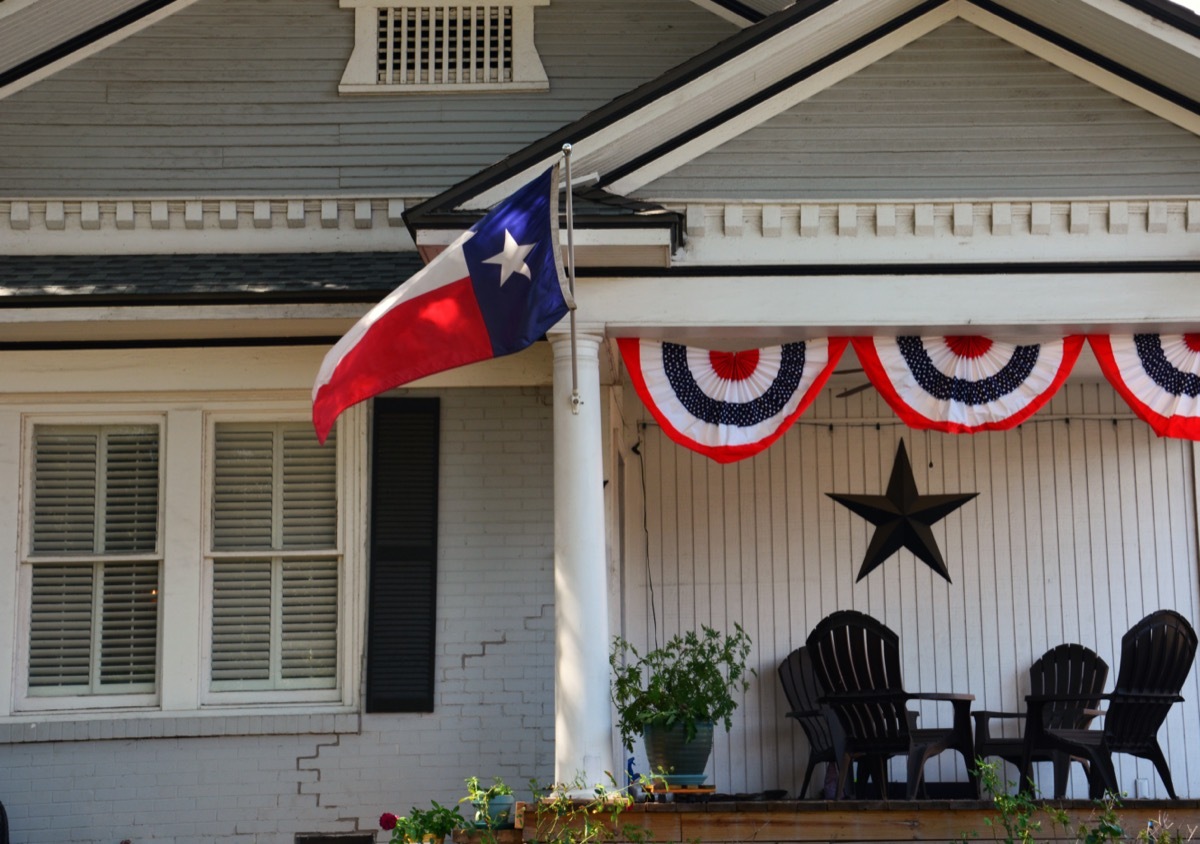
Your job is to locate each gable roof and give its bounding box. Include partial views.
[407,0,1200,225]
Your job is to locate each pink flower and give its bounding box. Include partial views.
[379,813,398,831]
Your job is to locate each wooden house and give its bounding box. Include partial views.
[2,0,1200,841]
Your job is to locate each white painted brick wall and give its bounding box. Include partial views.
[0,388,557,844]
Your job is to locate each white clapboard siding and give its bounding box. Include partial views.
[637,19,1200,200]
[619,381,1200,799]
[0,0,734,195]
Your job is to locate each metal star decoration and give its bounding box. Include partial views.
[827,439,978,583]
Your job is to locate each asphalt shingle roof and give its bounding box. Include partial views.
[0,252,426,306]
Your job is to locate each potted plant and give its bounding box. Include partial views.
[461,776,516,830]
[609,623,753,786]
[381,802,465,844]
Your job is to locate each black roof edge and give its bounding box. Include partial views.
[572,258,1200,277]
[406,208,685,253]
[703,0,769,24]
[0,0,183,90]
[0,336,345,352]
[971,0,1200,115]
[0,288,392,310]
[601,0,947,189]
[1120,0,1200,39]
[406,0,1200,229]
[401,0,846,228]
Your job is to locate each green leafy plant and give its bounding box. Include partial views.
[380,802,465,843]
[609,623,754,750]
[461,776,516,830]
[973,758,1042,844]
[528,772,654,844]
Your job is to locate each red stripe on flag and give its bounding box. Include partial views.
[312,276,493,441]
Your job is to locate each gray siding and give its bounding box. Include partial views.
[636,19,1200,200]
[0,0,734,196]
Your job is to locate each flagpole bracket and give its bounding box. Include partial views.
[570,390,583,415]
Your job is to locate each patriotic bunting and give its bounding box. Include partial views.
[1089,334,1200,439]
[618,338,847,464]
[851,335,1084,434]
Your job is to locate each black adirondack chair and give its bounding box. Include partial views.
[973,643,1109,798]
[1023,610,1197,799]
[779,646,845,799]
[805,610,976,800]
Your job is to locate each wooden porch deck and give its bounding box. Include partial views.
[472,799,1200,844]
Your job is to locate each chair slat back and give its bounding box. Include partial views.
[778,646,836,754]
[807,610,911,749]
[1030,643,1108,730]
[1106,610,1197,751]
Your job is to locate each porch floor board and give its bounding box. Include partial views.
[509,800,1200,843]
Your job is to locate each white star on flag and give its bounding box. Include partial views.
[483,229,537,286]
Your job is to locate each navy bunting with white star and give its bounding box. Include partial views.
[1090,334,1200,439]
[618,338,847,464]
[852,335,1083,434]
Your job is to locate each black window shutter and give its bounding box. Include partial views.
[366,398,440,712]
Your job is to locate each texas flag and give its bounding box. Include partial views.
[312,166,572,443]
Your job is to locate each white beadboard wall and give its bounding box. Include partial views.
[637,19,1200,201]
[617,381,1200,799]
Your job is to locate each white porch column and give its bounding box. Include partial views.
[550,331,615,788]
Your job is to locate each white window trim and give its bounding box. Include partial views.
[2,397,368,724]
[14,413,166,713]
[339,0,550,95]
[199,410,348,707]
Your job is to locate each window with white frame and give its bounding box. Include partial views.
[25,424,161,700]
[339,0,550,94]
[207,422,340,694]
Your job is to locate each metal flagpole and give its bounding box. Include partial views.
[563,143,581,414]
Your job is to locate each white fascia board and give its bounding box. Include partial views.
[608,3,959,195]
[1073,0,1200,55]
[465,0,925,210]
[415,226,670,248]
[687,0,759,27]
[415,225,673,267]
[577,271,1200,340]
[0,0,204,101]
[960,3,1200,136]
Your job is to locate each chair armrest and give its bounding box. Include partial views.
[785,708,823,720]
[908,692,975,702]
[972,710,1024,720]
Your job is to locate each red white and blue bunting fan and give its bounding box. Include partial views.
[1089,334,1200,439]
[618,337,848,464]
[851,335,1084,434]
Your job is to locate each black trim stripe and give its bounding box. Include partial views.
[601,0,949,189]
[572,259,1200,278]
[0,0,185,90]
[0,336,344,351]
[969,0,1200,116]
[403,0,843,226]
[408,0,1200,226]
[1120,0,1200,39]
[704,0,769,23]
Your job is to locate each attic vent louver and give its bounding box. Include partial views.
[340,1,549,94]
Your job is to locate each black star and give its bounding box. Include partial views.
[827,439,978,583]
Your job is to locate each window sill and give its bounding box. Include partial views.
[0,706,361,744]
